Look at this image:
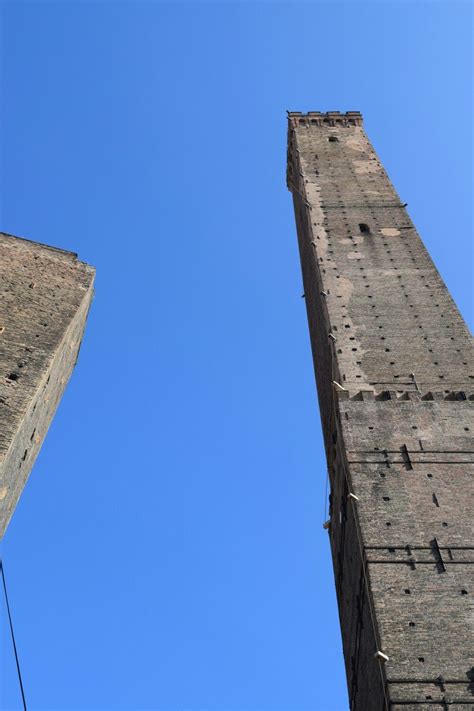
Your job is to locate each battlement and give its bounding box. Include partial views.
[287,110,363,127]
[335,389,474,402]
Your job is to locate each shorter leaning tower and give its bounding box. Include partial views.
[287,111,473,709]
[0,232,95,538]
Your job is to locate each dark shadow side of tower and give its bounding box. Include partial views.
[286,111,473,710]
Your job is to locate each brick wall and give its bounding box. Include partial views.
[287,112,473,709]
[0,233,95,538]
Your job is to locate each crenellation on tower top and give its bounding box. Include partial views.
[287,110,364,127]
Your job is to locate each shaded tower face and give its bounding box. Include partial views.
[287,113,473,709]
[0,233,95,537]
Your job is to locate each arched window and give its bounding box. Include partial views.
[359,223,370,234]
[328,136,339,143]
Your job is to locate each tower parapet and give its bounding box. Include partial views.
[287,110,363,127]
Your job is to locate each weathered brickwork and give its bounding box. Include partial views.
[0,232,95,538]
[286,112,473,709]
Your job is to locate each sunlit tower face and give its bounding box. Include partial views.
[0,233,95,538]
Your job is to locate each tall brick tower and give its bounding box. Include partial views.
[0,233,95,538]
[286,112,473,708]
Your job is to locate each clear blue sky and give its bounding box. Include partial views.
[0,1,472,709]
